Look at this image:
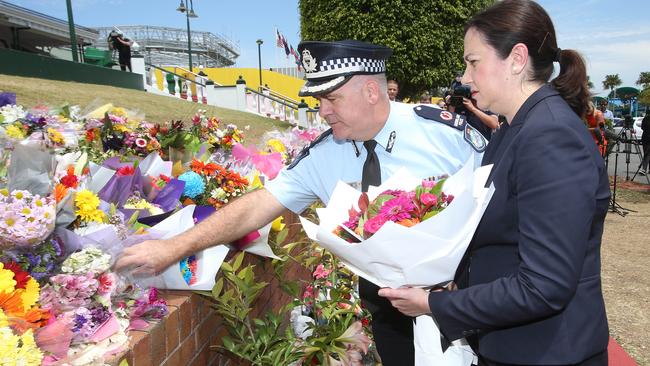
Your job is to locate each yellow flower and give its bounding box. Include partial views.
[0,265,16,294]
[266,139,286,153]
[113,124,132,133]
[47,127,64,144]
[20,279,39,310]
[110,107,127,117]
[74,190,105,223]
[15,329,44,365]
[0,188,8,197]
[5,124,25,139]
[0,327,43,366]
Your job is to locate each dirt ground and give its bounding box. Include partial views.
[601,186,650,365]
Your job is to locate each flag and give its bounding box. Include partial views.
[276,29,283,48]
[282,36,290,57]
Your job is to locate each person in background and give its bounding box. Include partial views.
[379,1,610,365]
[445,93,498,140]
[584,101,607,156]
[114,33,133,72]
[387,79,400,101]
[115,39,485,366]
[599,102,614,121]
[640,112,650,175]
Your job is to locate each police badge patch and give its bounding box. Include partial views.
[464,123,487,152]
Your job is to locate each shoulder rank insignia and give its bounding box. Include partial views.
[413,105,466,130]
[464,123,488,153]
[288,129,334,170]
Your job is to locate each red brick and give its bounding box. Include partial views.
[179,331,197,363]
[161,290,190,310]
[195,312,220,351]
[164,310,180,355]
[161,345,182,366]
[149,321,166,365]
[131,330,152,366]
[178,297,193,341]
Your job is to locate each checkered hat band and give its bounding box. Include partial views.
[305,58,386,79]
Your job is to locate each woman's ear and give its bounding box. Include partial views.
[509,43,529,75]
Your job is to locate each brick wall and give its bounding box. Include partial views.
[111,212,310,366]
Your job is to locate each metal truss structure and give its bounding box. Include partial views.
[95,25,240,68]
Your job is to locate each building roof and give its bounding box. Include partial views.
[0,1,98,52]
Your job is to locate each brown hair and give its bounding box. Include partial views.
[464,0,589,117]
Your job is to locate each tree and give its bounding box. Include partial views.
[299,0,494,99]
[636,71,650,89]
[639,88,650,106]
[587,76,594,90]
[602,74,622,99]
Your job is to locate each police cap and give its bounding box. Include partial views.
[297,40,392,97]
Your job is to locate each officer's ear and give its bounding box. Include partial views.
[364,78,381,104]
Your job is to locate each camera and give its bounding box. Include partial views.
[623,115,633,129]
[449,85,472,108]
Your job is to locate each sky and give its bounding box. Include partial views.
[8,0,650,96]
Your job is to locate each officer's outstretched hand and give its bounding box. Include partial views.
[114,239,179,276]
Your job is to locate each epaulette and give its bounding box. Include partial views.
[413,105,466,130]
[413,105,487,152]
[288,129,334,170]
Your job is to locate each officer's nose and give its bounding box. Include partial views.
[319,100,332,117]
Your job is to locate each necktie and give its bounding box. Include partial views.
[361,140,381,192]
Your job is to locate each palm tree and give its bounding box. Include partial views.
[603,74,622,99]
[587,76,594,90]
[636,71,650,89]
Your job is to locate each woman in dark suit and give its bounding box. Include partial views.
[379,1,610,365]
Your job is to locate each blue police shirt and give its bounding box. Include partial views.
[265,101,483,213]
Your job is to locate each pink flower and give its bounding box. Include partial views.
[378,195,415,222]
[421,179,435,189]
[135,138,147,148]
[313,264,331,279]
[97,273,117,295]
[363,214,388,235]
[420,192,438,206]
[116,165,135,176]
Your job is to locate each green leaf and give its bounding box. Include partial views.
[211,278,224,298]
[220,261,233,273]
[275,227,289,245]
[232,251,246,272]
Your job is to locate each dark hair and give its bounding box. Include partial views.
[465,0,589,117]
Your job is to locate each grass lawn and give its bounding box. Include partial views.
[0,74,293,142]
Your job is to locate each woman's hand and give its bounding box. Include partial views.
[377,287,431,317]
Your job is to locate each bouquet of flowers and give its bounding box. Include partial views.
[300,159,494,365]
[334,177,453,243]
[178,158,249,208]
[0,189,56,249]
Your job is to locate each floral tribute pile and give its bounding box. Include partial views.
[0,94,324,364]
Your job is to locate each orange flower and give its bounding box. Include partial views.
[396,218,420,227]
[190,159,221,176]
[0,290,25,314]
[54,184,68,203]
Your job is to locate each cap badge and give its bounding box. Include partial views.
[302,49,317,73]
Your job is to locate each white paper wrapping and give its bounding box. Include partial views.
[300,158,494,365]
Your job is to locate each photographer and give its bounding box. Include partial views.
[108,31,133,72]
[446,84,499,140]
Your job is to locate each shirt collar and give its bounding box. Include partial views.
[372,101,398,152]
[510,84,560,127]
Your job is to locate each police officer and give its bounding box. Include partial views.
[115,40,486,365]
